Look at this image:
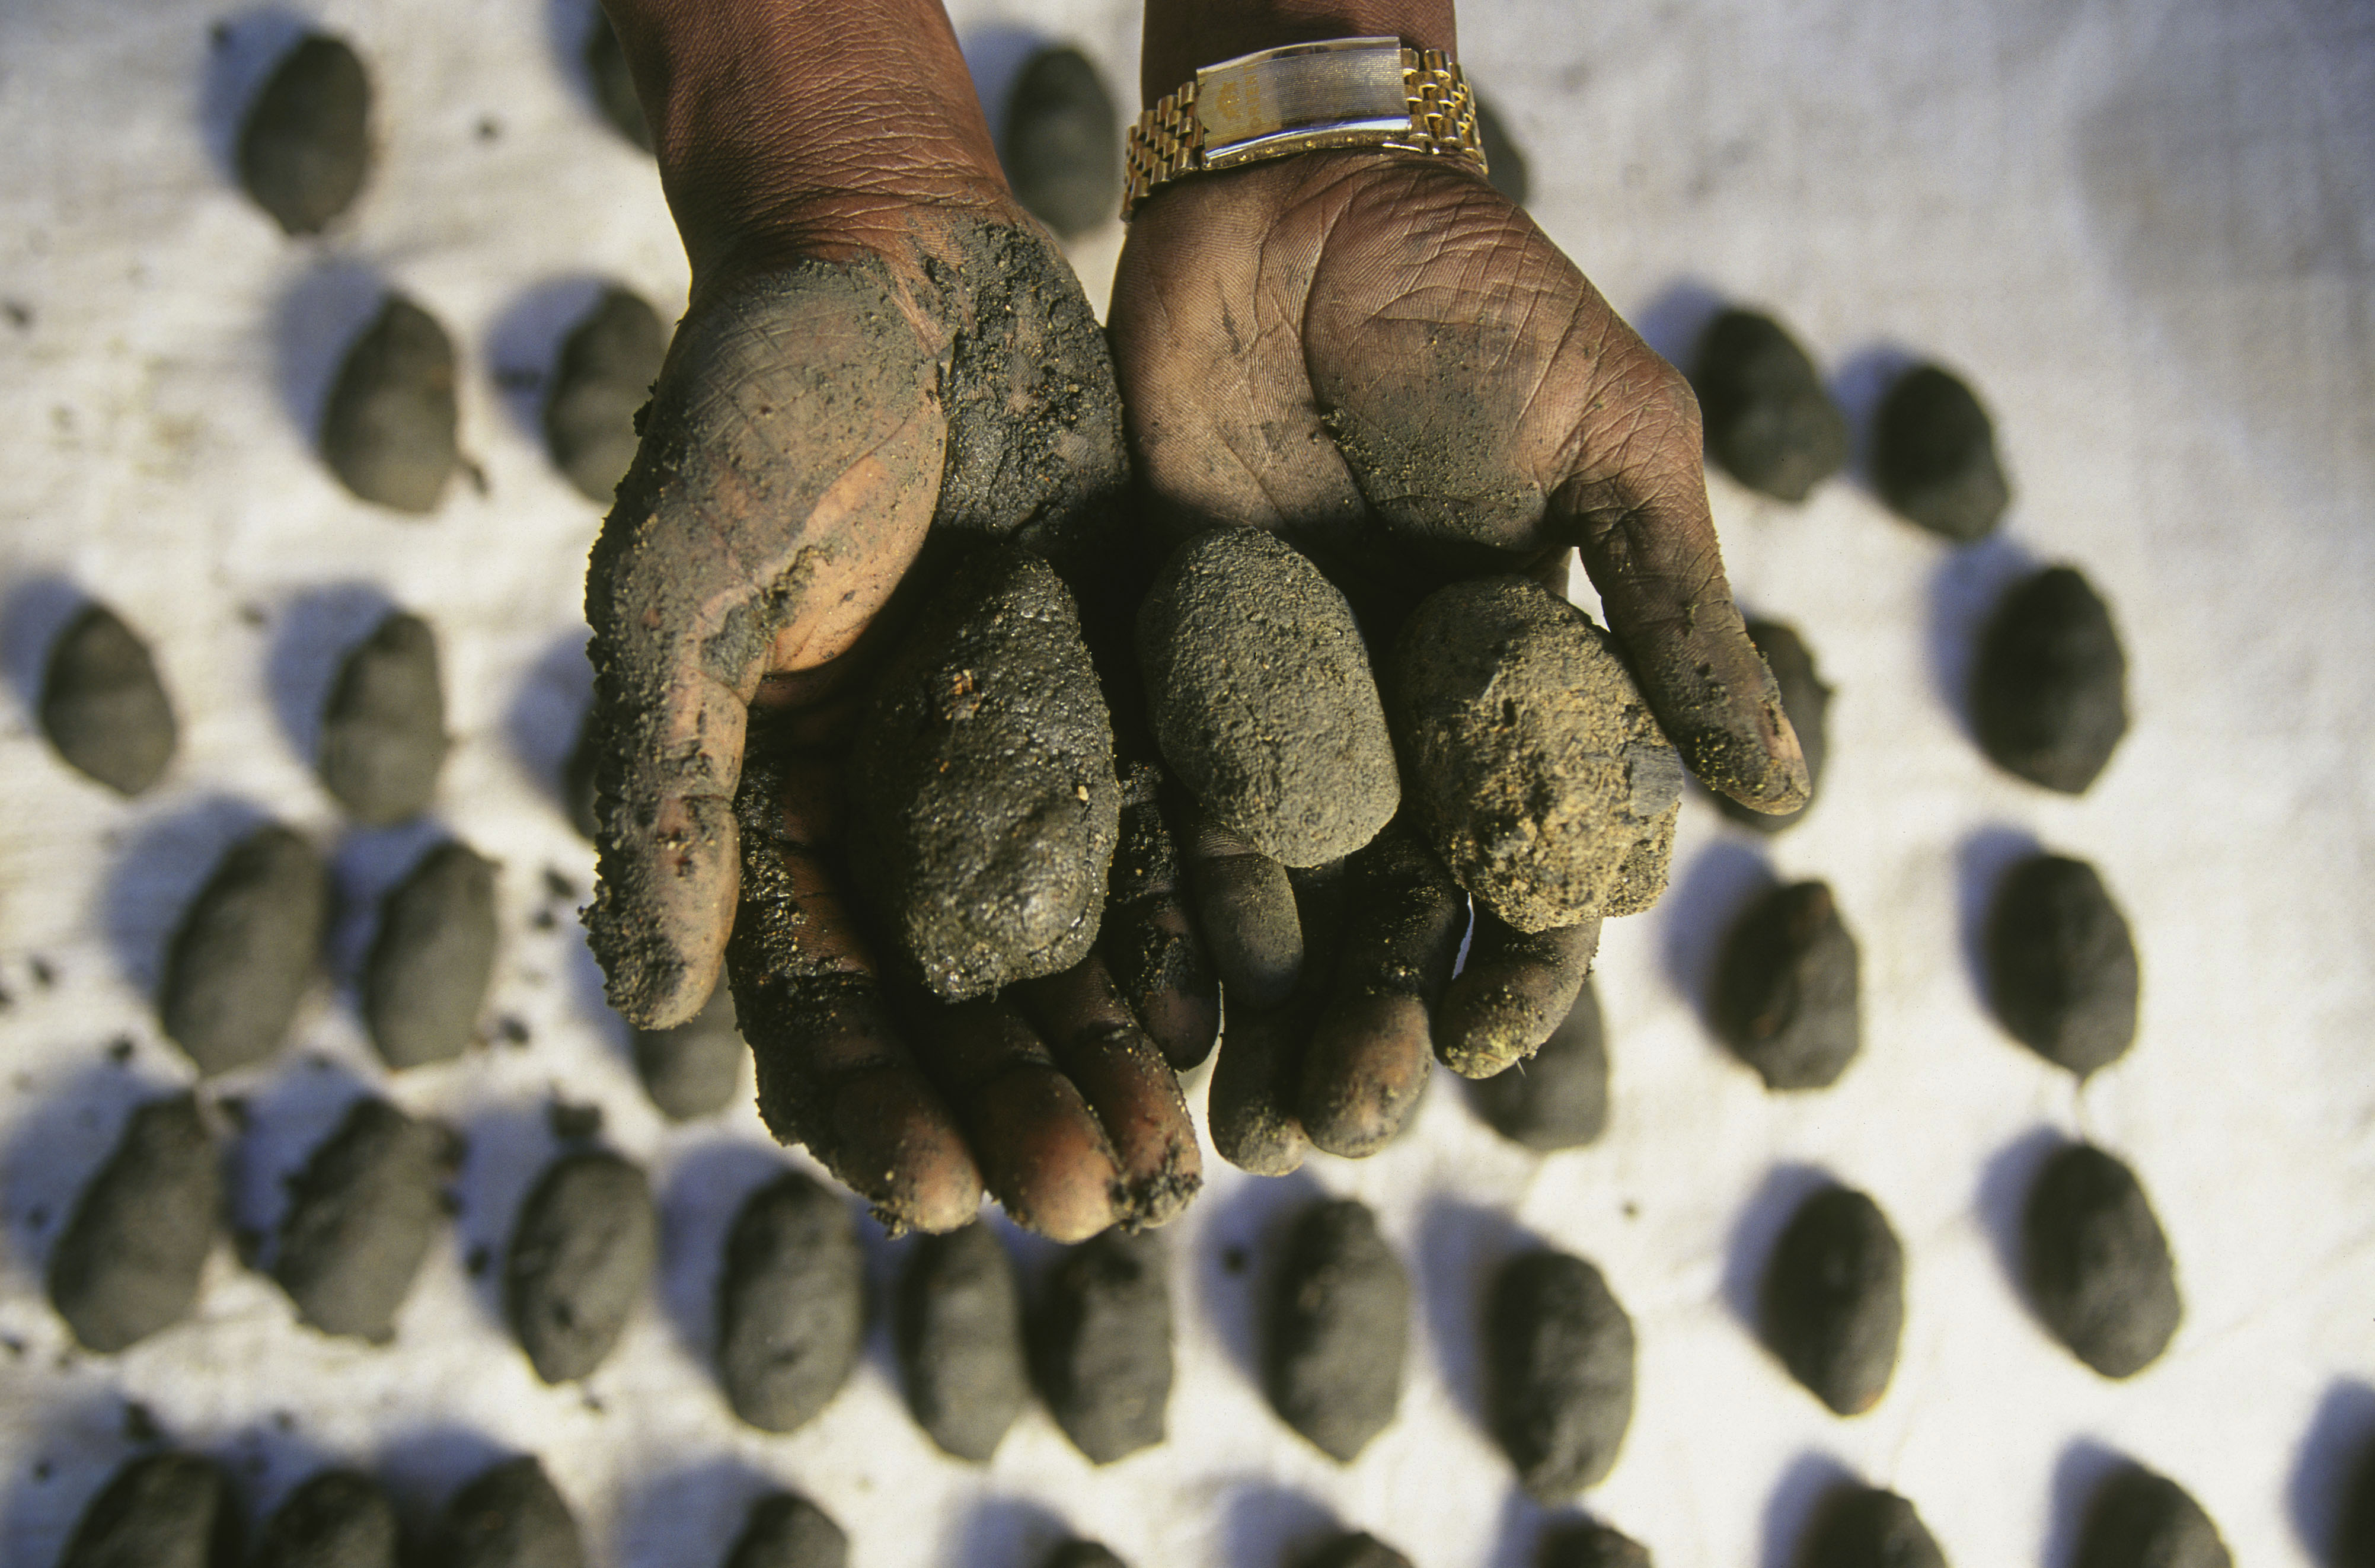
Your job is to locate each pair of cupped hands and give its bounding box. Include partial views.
[583,1,1806,1244]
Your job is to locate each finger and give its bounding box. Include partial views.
[1099,766,1220,1069]
[1014,956,1202,1229]
[1183,806,1303,1011]
[1205,858,1349,1174]
[1436,913,1602,1080]
[1296,825,1468,1157]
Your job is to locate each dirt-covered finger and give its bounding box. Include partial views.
[1437,914,1601,1080]
[1014,956,1202,1230]
[1183,807,1303,1011]
[1099,767,1219,1068]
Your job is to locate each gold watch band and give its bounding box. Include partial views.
[1122,37,1489,222]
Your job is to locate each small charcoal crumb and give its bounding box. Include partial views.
[40,602,177,796]
[238,34,371,235]
[1263,1198,1409,1462]
[896,1222,1028,1462]
[1487,1248,1636,1500]
[630,982,742,1120]
[718,1171,863,1433]
[321,611,449,826]
[363,841,498,1071]
[541,868,576,900]
[56,1452,239,1568]
[444,1457,585,1568]
[724,1491,848,1568]
[1002,46,1120,240]
[3,299,31,330]
[1796,1484,1946,1568]
[1716,621,1831,835]
[274,1097,453,1343]
[1690,309,1848,503]
[545,286,665,504]
[48,1094,218,1353]
[1712,881,1861,1091]
[1474,95,1530,206]
[1873,363,2010,541]
[477,117,500,142]
[530,909,557,933]
[1973,566,2129,794]
[1985,852,2138,1079]
[506,1151,656,1384]
[159,824,327,1077]
[1299,1533,1413,1568]
[1032,1229,1173,1464]
[498,1017,531,1048]
[108,1036,135,1064]
[584,11,652,152]
[31,957,55,986]
[1045,1544,1126,1568]
[1539,1520,1652,1568]
[1758,1183,1904,1416]
[2074,1463,2231,1568]
[1466,973,1609,1151]
[322,296,459,514]
[2022,1143,2181,1378]
[544,1100,603,1142]
[255,1467,397,1568]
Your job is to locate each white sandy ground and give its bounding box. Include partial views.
[0,0,2370,1564]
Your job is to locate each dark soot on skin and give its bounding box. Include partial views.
[1973,565,2129,794]
[160,824,327,1076]
[1985,852,2138,1079]
[545,286,664,504]
[445,1457,584,1568]
[506,1151,656,1384]
[321,610,449,826]
[1717,620,1830,834]
[1691,309,1848,504]
[1759,1184,1904,1417]
[1487,1248,1637,1501]
[848,546,1119,1001]
[273,1097,454,1342]
[1139,528,1398,868]
[1796,1485,1946,1568]
[631,981,743,1120]
[1712,881,1861,1091]
[362,841,497,1070]
[238,34,371,235]
[322,295,459,514]
[1300,1534,1414,1568]
[1045,1544,1127,1568]
[256,1469,398,1568]
[2074,1464,2232,1568]
[1263,1197,1410,1462]
[1467,973,1609,1151]
[57,1452,241,1568]
[725,1493,848,1568]
[583,11,652,152]
[1031,1228,1173,1464]
[1002,46,1121,241]
[2022,1143,2181,1378]
[40,603,177,796]
[1874,363,2010,542]
[1474,94,1530,206]
[49,1094,218,1353]
[718,1171,864,1433]
[1540,1520,1653,1568]
[896,1222,1029,1462]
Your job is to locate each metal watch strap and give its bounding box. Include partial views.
[1122,37,1488,221]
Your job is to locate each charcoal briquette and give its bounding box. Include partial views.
[1759,1183,1904,1416]
[1486,1248,1637,1500]
[47,1094,218,1353]
[362,841,497,1071]
[320,611,449,826]
[159,825,327,1077]
[545,286,664,504]
[2333,1426,2375,1568]
[1972,566,2129,794]
[2073,1463,2230,1568]
[1263,1197,1409,1462]
[238,34,371,235]
[1299,1533,1413,1568]
[896,1221,1029,1462]
[724,1492,847,1568]
[1466,973,1608,1151]
[1796,1484,1946,1568]
[255,1468,398,1568]
[1874,364,2010,542]
[1539,1520,1652,1568]
[506,1151,656,1383]
[1716,621,1830,834]
[1711,880,1861,1091]
[717,1171,863,1432]
[444,1457,584,1568]
[1985,852,2138,1079]
[1691,309,1847,503]
[1045,1544,1127,1568]
[39,603,177,796]
[2021,1143,2181,1378]
[631,981,743,1120]
[273,1097,454,1342]
[56,1452,240,1568]
[322,296,459,514]
[1002,47,1120,240]
[1031,1229,1173,1464]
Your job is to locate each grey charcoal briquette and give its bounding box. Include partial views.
[40,603,177,795]
[1540,1521,1652,1568]
[321,611,449,826]
[1691,309,1848,503]
[632,981,743,1120]
[585,10,652,152]
[322,295,459,514]
[506,1151,656,1382]
[725,1493,848,1568]
[717,1171,864,1432]
[445,1457,584,1568]
[1874,363,2010,542]
[1300,1534,1413,1568]
[238,34,371,235]
[1138,528,1397,868]
[2021,1143,2181,1378]
[544,286,665,503]
[2341,1429,2375,1568]
[1032,1228,1173,1464]
[1475,95,1530,206]
[1712,880,1861,1090]
[1263,1197,1409,1462]
[848,545,1120,1000]
[1973,565,2128,794]
[48,1094,218,1353]
[1797,1485,1946,1568]
[2074,1464,2231,1568]
[362,841,497,1070]
[256,1468,398,1568]
[1487,1248,1637,1501]
[896,1221,1028,1462]
[1046,1544,1126,1568]
[1716,620,1831,834]
[1985,853,2138,1078]
[159,824,327,1076]
[1391,576,1680,931]
[56,1452,240,1568]
[1759,1184,1904,1416]
[1003,46,1120,239]
[1467,973,1608,1151]
[273,1097,455,1342]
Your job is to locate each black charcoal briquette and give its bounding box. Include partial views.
[1874,364,2010,542]
[1540,1520,1652,1568]
[1972,566,2128,794]
[631,981,743,1120]
[2021,1143,2181,1378]
[2333,1429,2375,1568]
[584,11,652,152]
[362,841,497,1070]
[1467,974,1608,1151]
[724,1492,847,1568]
[1045,1544,1126,1568]
[1487,1248,1636,1501]
[1691,309,1848,503]
[39,603,177,796]
[1711,881,1861,1090]
[322,296,459,515]
[1758,1184,1904,1416]
[320,611,449,826]
[238,34,371,235]
[256,1468,398,1568]
[1263,1198,1409,1462]
[273,1097,454,1342]
[56,1452,240,1568]
[1475,95,1529,206]
[506,1151,656,1383]
[1985,853,2138,1078]
[1716,621,1830,834]
[717,1171,863,1433]
[1031,1229,1173,1464]
[48,1094,218,1353]
[1003,46,1120,240]
[544,286,664,503]
[445,1457,584,1568]
[159,825,327,1077]
[2073,1463,2230,1568]
[896,1222,1028,1462]
[1300,1533,1413,1568]
[1796,1484,1946,1568]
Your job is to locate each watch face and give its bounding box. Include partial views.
[1195,37,1410,162]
